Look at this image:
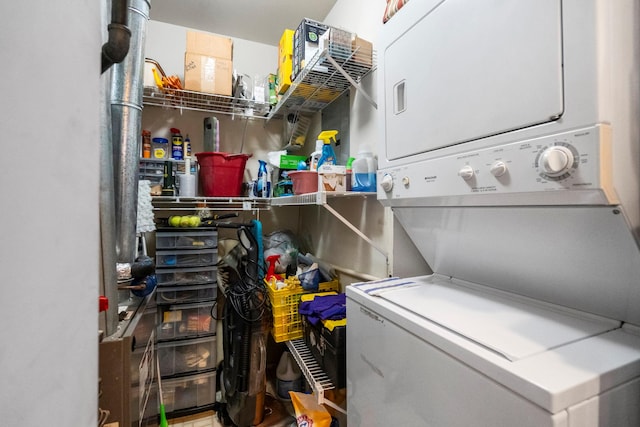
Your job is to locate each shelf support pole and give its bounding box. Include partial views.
[321,202,389,260]
[324,55,377,109]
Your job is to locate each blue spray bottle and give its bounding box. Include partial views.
[316,130,339,169]
[254,159,271,198]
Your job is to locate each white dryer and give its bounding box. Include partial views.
[347,0,640,425]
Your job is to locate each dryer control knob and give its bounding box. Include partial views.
[541,146,574,176]
[380,173,394,192]
[402,176,410,187]
[458,165,475,181]
[490,161,508,177]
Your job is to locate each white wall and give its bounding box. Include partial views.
[146,20,278,87]
[0,1,101,425]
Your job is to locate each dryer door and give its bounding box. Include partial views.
[382,0,563,160]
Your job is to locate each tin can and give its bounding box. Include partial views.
[170,128,184,160]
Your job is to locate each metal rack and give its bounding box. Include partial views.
[151,196,270,213]
[286,339,346,415]
[142,86,272,119]
[272,191,388,268]
[268,40,377,121]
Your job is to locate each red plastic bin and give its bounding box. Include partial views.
[196,152,251,197]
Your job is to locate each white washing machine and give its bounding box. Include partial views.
[347,0,640,425]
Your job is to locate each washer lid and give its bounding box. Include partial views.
[353,276,620,361]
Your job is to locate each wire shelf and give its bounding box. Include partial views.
[286,339,335,393]
[270,191,376,206]
[269,40,377,120]
[143,86,272,119]
[151,196,270,212]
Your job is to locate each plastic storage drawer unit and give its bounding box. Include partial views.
[156,283,217,305]
[157,336,217,377]
[161,370,216,413]
[158,301,216,341]
[156,248,218,268]
[156,229,218,250]
[155,266,217,287]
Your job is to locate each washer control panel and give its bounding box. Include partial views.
[378,125,616,205]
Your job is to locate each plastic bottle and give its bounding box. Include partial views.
[254,159,271,198]
[184,134,191,158]
[351,149,377,192]
[309,139,323,172]
[161,161,175,196]
[346,156,355,191]
[276,351,303,400]
[170,127,184,160]
[142,130,152,158]
[152,137,169,159]
[178,156,196,197]
[316,130,339,169]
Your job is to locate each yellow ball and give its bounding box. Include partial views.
[179,216,191,227]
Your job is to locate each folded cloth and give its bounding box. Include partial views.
[299,293,346,326]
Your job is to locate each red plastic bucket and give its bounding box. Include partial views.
[196,152,251,197]
[288,170,318,195]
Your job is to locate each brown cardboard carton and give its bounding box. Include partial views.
[184,53,232,96]
[318,165,346,192]
[186,30,233,60]
[351,36,373,67]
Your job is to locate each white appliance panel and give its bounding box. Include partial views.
[392,205,640,325]
[377,125,618,207]
[383,0,563,160]
[347,284,640,426]
[346,294,568,427]
[360,279,618,362]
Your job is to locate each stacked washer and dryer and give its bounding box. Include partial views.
[347,0,640,425]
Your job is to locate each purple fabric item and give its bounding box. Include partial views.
[299,293,346,325]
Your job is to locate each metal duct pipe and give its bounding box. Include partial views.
[110,0,150,264]
[100,69,119,336]
[102,0,131,73]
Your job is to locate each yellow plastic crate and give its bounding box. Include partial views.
[268,279,339,343]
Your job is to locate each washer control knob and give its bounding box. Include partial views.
[458,165,475,181]
[380,173,394,192]
[490,161,508,177]
[541,146,574,176]
[402,176,410,187]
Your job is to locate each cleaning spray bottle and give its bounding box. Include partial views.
[316,130,339,169]
[254,159,271,198]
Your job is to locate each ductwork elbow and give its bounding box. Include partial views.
[102,23,132,73]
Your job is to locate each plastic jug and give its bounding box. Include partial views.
[351,149,377,192]
[276,351,303,399]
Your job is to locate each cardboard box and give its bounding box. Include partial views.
[279,155,306,170]
[292,18,330,81]
[184,53,232,96]
[277,29,294,95]
[186,30,233,59]
[352,36,373,68]
[318,164,346,192]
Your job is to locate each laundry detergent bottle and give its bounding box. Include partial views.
[316,130,339,169]
[351,148,377,192]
